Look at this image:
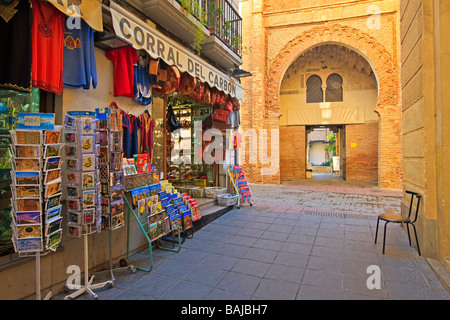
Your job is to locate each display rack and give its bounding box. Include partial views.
[9,113,63,299]
[123,183,183,272]
[227,165,253,208]
[62,112,113,300]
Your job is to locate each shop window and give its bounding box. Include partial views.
[306,75,323,103]
[0,88,40,262]
[325,73,343,102]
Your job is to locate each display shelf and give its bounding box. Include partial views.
[227,165,253,208]
[123,183,182,272]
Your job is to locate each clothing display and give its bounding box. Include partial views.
[121,110,140,159]
[32,0,65,95]
[0,0,33,92]
[134,51,152,106]
[139,111,155,162]
[63,18,97,89]
[105,46,139,98]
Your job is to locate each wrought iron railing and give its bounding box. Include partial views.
[177,0,243,57]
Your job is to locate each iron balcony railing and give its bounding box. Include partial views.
[177,0,243,57]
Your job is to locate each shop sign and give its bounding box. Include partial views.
[109,2,245,101]
[46,0,103,32]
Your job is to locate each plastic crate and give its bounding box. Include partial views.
[217,193,239,206]
[205,187,226,199]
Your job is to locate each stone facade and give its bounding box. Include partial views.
[400,0,450,265]
[240,0,402,189]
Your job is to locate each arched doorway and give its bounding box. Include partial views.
[279,44,379,184]
[266,24,401,190]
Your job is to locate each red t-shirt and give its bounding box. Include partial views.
[106,46,139,98]
[32,0,65,95]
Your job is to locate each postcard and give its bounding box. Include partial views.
[83,189,95,207]
[17,224,42,239]
[17,198,41,212]
[45,127,61,144]
[46,230,62,251]
[46,204,62,222]
[15,237,42,252]
[81,136,94,153]
[45,180,61,198]
[16,211,41,225]
[15,171,40,185]
[44,157,61,171]
[82,172,95,189]
[13,145,41,158]
[44,144,62,158]
[44,168,61,185]
[12,129,42,145]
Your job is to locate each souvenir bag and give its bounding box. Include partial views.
[153,65,180,95]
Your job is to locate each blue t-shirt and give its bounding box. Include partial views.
[63,19,97,89]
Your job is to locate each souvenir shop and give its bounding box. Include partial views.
[0,0,248,300]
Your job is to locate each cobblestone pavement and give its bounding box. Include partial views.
[54,181,450,301]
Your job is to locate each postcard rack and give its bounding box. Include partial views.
[62,112,113,300]
[123,183,182,272]
[9,114,64,299]
[227,165,253,209]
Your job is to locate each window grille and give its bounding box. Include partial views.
[306,75,323,103]
[325,74,343,102]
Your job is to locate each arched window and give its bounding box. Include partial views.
[325,74,343,102]
[306,75,323,103]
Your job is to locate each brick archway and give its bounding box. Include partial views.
[267,24,402,189]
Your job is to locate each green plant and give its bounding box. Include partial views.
[179,0,207,56]
[324,134,337,156]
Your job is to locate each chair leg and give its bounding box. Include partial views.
[374,218,380,244]
[382,221,389,254]
[411,223,421,256]
[406,223,412,246]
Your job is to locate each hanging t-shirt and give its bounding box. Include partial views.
[0,0,32,92]
[134,51,152,106]
[32,0,65,95]
[63,18,97,89]
[105,46,139,98]
[122,112,140,159]
[138,112,155,162]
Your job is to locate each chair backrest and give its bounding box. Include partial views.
[405,190,421,223]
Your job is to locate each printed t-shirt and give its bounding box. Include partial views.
[32,0,65,95]
[105,46,139,98]
[63,18,97,89]
[0,0,32,92]
[122,112,140,159]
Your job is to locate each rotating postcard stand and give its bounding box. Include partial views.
[9,114,64,300]
[62,112,113,300]
[92,107,136,281]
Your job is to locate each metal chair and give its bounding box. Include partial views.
[374,190,421,255]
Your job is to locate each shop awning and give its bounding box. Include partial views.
[46,0,103,32]
[109,1,245,102]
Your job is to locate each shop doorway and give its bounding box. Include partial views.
[306,125,346,181]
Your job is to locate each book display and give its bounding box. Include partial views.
[9,113,62,299]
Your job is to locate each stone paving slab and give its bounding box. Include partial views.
[54,207,450,301]
[53,183,450,301]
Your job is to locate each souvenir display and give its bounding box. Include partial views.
[96,107,124,230]
[9,116,63,256]
[227,165,253,208]
[63,112,101,236]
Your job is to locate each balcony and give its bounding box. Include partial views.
[125,0,243,71]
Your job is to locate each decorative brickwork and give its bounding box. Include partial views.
[264,23,402,189]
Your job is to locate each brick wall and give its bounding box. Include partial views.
[345,121,379,182]
[280,126,306,181]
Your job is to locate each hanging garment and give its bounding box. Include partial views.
[63,18,97,89]
[105,46,139,98]
[133,51,152,106]
[138,112,155,162]
[122,111,140,158]
[32,0,65,95]
[0,0,32,92]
